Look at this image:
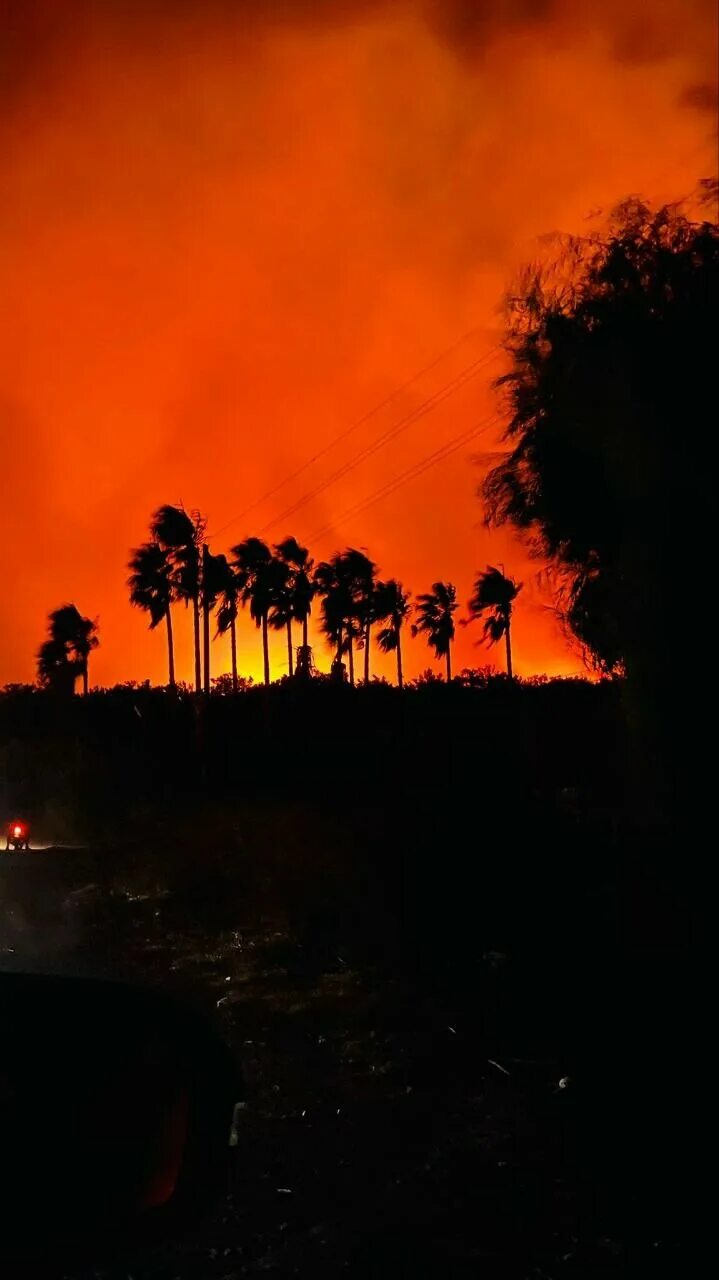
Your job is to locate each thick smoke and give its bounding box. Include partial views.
[0,0,715,684]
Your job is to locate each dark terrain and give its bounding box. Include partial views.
[1,835,685,1278]
[0,680,691,1276]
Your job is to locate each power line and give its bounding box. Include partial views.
[207,323,500,540]
[309,412,501,543]
[259,346,501,535]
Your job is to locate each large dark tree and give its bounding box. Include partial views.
[483,193,718,816]
[483,196,718,683]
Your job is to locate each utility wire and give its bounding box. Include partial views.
[259,347,501,535]
[207,325,501,540]
[309,413,501,543]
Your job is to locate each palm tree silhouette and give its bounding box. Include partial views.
[37,638,76,695]
[266,558,294,677]
[38,605,99,694]
[374,579,411,688]
[274,537,315,678]
[127,541,176,687]
[201,545,229,693]
[467,566,522,679]
[340,549,377,684]
[214,554,241,692]
[231,537,280,686]
[314,552,368,685]
[412,582,457,681]
[151,505,204,694]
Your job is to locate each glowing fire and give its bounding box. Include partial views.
[0,3,715,686]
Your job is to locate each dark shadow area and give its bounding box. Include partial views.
[0,677,695,1276]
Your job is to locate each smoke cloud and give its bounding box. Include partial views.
[1,0,715,683]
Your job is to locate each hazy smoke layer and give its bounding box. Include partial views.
[1,0,715,683]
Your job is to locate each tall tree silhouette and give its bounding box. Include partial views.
[127,541,176,687]
[201,545,229,693]
[214,554,241,693]
[314,552,367,685]
[374,579,411,688]
[232,537,279,687]
[37,605,99,694]
[467,566,522,679]
[342,549,377,684]
[274,537,315,678]
[412,582,457,681]
[151,505,204,694]
[266,557,294,677]
[314,557,346,681]
[483,196,719,684]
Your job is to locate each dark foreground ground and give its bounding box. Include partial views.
[0,804,692,1280]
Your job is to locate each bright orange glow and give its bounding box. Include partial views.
[12,826,23,838]
[1,3,715,686]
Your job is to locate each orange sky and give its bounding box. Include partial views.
[1,1,716,686]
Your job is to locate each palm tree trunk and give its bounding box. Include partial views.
[287,621,294,677]
[303,615,309,648]
[505,619,513,680]
[203,599,211,694]
[348,639,355,686]
[396,630,403,690]
[192,597,201,693]
[364,620,371,683]
[262,614,270,686]
[166,607,176,689]
[82,662,89,696]
[445,644,452,682]
[230,617,238,693]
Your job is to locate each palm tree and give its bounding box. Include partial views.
[37,637,76,695]
[338,549,376,684]
[275,537,315,678]
[374,579,411,689]
[38,605,99,694]
[267,565,295,677]
[128,541,176,687]
[201,545,229,693]
[313,552,367,685]
[151,505,204,694]
[412,582,457,681]
[231,537,280,686]
[467,566,522,679]
[214,554,241,692]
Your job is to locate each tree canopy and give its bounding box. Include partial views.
[483,194,718,679]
